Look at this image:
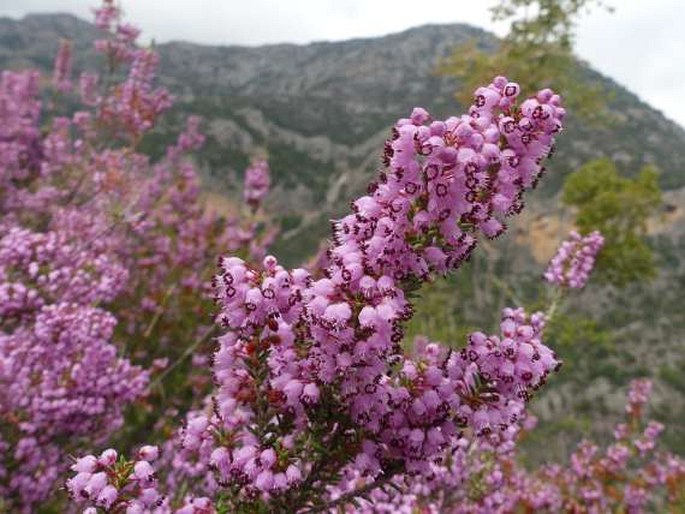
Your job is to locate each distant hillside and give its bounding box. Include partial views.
[2,13,684,261]
[1,15,684,204]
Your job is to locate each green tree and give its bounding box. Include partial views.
[562,158,662,287]
[441,0,611,118]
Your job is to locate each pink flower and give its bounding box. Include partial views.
[544,231,604,288]
[137,445,159,462]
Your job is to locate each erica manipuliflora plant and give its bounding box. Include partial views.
[544,230,604,289]
[200,77,566,511]
[64,75,569,513]
[0,1,277,509]
[5,1,683,512]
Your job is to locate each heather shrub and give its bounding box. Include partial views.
[1,1,683,513]
[0,1,274,509]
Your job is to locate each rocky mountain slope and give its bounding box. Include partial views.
[1,15,684,221]
[3,13,684,261]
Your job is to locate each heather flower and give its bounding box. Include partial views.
[0,302,148,506]
[72,455,98,474]
[544,230,604,288]
[99,48,173,140]
[198,77,566,509]
[79,72,99,105]
[93,0,137,63]
[96,484,119,508]
[243,159,271,209]
[67,447,185,512]
[98,449,118,467]
[139,445,161,462]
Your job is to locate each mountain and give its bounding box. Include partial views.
[1,15,685,258]
[2,19,684,304]
[2,13,685,456]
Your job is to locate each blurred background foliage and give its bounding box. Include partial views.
[441,0,611,119]
[563,159,662,286]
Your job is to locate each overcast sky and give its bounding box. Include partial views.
[1,0,684,128]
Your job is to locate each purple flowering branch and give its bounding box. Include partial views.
[64,75,567,512]
[544,230,604,290]
[179,77,567,511]
[319,379,685,513]
[543,230,604,321]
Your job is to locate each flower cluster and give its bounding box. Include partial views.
[1,304,147,439]
[67,447,215,513]
[163,77,567,511]
[0,304,148,507]
[9,1,683,513]
[0,69,43,214]
[330,380,685,513]
[243,159,271,210]
[0,1,277,509]
[0,205,147,508]
[88,1,172,141]
[528,379,685,513]
[342,80,564,280]
[0,217,128,323]
[93,0,141,63]
[99,48,173,141]
[0,209,146,508]
[544,230,604,288]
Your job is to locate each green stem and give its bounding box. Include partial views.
[149,326,216,389]
[490,274,525,307]
[142,284,177,338]
[545,286,565,322]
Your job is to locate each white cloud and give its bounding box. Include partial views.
[1,0,683,127]
[575,0,685,126]
[0,0,503,45]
